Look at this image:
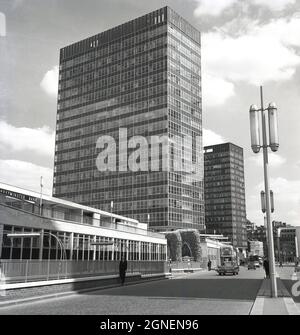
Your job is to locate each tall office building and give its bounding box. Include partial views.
[204,143,247,250]
[53,7,204,231]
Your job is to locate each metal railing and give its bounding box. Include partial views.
[169,261,203,271]
[0,260,168,284]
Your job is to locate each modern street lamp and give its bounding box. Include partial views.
[7,232,67,260]
[261,190,274,213]
[249,86,279,298]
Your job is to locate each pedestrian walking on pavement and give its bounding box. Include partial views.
[207,259,212,271]
[263,257,270,278]
[119,255,127,286]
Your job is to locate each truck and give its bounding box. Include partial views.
[216,246,239,276]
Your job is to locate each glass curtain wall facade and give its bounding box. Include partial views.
[204,143,247,249]
[1,224,166,261]
[53,7,204,231]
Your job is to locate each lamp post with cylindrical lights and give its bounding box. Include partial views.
[249,86,279,298]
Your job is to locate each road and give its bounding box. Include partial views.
[0,266,267,315]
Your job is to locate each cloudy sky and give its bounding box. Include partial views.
[0,0,300,227]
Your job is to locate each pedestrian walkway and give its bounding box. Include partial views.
[251,277,300,315]
[257,278,290,297]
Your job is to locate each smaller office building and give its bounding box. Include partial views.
[0,183,167,262]
[204,143,247,251]
[278,227,300,262]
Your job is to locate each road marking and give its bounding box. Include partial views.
[283,297,300,315]
[250,297,264,315]
[147,296,253,303]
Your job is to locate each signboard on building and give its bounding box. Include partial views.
[249,240,264,257]
[0,188,37,203]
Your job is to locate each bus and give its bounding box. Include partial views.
[216,246,239,276]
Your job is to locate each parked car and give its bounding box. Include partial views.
[248,261,256,270]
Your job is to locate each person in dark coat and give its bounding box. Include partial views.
[207,259,212,271]
[263,258,270,278]
[119,255,127,285]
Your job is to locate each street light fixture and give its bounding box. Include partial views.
[249,86,278,298]
[261,190,274,213]
[260,191,266,213]
[270,190,274,213]
[249,104,261,153]
[268,103,279,152]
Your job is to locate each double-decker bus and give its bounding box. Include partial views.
[216,245,239,276]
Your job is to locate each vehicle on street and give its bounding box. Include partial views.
[248,255,260,270]
[216,246,239,276]
[248,262,256,270]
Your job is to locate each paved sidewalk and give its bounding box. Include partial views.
[251,277,300,315]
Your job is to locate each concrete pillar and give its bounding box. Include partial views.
[82,235,85,260]
[87,236,90,261]
[93,213,100,226]
[39,229,44,260]
[0,224,3,259]
[20,227,24,260]
[92,236,96,261]
[111,238,114,261]
[30,229,34,260]
[69,232,74,260]
[138,241,141,261]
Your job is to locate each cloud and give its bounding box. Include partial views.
[0,121,55,157]
[202,17,300,87]
[40,65,59,97]
[0,159,53,195]
[203,128,226,146]
[249,177,300,227]
[202,73,235,107]
[194,0,239,17]
[251,0,296,11]
[257,177,300,203]
[248,153,287,168]
[192,0,296,17]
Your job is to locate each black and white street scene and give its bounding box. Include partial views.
[0,0,300,317]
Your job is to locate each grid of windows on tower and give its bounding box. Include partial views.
[53,7,204,232]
